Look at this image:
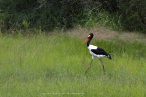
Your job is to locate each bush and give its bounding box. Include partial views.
[117,0,146,32]
[0,0,146,32]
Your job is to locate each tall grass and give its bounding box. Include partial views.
[84,9,118,30]
[0,33,146,97]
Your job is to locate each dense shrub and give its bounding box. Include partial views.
[116,0,146,31]
[0,0,146,32]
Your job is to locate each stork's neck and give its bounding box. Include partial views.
[87,39,91,47]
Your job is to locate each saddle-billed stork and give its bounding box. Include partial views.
[84,33,111,74]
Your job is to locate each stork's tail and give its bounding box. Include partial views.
[107,54,112,60]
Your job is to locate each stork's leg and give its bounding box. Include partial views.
[99,58,105,73]
[85,59,93,74]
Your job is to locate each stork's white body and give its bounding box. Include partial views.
[88,44,106,59]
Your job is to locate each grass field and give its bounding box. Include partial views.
[0,31,146,97]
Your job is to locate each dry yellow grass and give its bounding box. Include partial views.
[66,27,146,43]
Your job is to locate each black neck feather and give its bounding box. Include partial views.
[87,39,91,47]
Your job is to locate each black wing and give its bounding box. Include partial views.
[91,47,108,56]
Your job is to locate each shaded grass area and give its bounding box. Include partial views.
[0,33,146,97]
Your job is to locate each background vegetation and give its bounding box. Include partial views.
[0,0,146,32]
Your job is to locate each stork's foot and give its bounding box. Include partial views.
[102,64,105,74]
[102,63,104,66]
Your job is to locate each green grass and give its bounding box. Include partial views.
[0,33,146,97]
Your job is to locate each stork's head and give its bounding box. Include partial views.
[84,33,94,44]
